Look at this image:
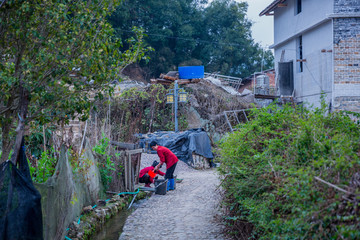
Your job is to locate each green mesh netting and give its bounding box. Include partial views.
[35,141,103,240]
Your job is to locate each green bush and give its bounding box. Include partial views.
[29,147,57,183]
[93,136,115,190]
[218,102,360,239]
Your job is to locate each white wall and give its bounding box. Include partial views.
[299,20,333,99]
[273,0,334,108]
[274,0,333,45]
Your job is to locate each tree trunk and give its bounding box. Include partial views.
[0,94,17,163]
[10,86,29,165]
[1,120,13,163]
[10,41,28,165]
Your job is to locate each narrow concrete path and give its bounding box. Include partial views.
[119,165,227,239]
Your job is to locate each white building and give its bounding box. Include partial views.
[260,0,360,112]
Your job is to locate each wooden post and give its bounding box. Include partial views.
[127,153,131,191]
[124,152,129,192]
[131,161,134,191]
[125,149,143,191]
[135,154,140,184]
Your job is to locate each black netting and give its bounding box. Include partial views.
[0,143,43,240]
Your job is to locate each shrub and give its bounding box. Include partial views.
[29,147,57,183]
[93,136,115,190]
[218,102,360,239]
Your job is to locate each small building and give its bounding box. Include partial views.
[240,69,276,96]
[260,0,360,112]
[240,69,277,107]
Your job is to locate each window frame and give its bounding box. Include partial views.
[296,0,302,15]
[297,35,303,73]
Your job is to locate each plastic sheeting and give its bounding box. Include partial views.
[138,128,214,165]
[0,143,43,240]
[35,142,103,240]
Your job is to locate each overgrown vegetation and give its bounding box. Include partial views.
[218,101,360,239]
[95,84,189,143]
[69,147,93,178]
[24,83,189,185]
[28,148,57,183]
[93,136,116,190]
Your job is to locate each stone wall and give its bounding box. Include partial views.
[333,18,360,84]
[333,96,360,112]
[334,0,360,13]
[333,0,360,113]
[66,191,149,240]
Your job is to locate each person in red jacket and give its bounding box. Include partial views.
[150,141,178,191]
[139,161,165,187]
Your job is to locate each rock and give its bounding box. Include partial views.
[112,195,121,201]
[82,205,93,214]
[76,232,83,239]
[95,211,105,222]
[69,221,80,231]
[97,199,106,206]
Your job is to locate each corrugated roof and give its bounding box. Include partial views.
[259,0,287,16]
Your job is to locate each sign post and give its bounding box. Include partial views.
[166,80,188,132]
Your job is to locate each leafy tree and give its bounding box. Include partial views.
[110,0,204,77]
[199,0,273,77]
[110,0,273,78]
[0,0,150,163]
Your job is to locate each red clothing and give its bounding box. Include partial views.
[139,166,165,183]
[157,146,179,169]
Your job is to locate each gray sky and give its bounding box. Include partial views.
[239,0,274,48]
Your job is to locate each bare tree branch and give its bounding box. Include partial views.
[0,0,7,8]
[314,176,355,195]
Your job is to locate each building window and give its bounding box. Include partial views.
[296,0,302,14]
[297,35,303,72]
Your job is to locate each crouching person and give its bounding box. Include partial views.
[139,161,165,187]
[150,141,178,191]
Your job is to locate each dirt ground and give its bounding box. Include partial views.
[119,154,228,240]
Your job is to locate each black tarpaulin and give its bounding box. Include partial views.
[0,143,43,240]
[138,128,214,165]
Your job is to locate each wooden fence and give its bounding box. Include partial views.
[123,149,142,192]
[108,141,142,193]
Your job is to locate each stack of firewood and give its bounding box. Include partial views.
[150,71,202,85]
